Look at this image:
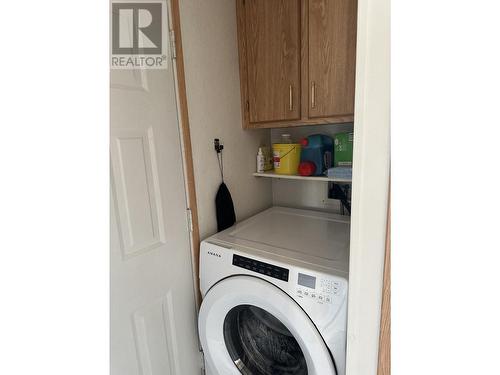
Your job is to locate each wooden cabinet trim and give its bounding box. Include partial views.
[236,0,250,129]
[245,115,354,129]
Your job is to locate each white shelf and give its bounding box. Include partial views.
[253,171,351,183]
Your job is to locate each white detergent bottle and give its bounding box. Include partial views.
[256,147,265,173]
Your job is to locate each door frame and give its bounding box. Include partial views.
[169,0,202,308]
[345,0,390,373]
[377,191,391,375]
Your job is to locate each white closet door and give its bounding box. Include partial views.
[110,2,200,374]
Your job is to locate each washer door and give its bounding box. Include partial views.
[199,275,336,375]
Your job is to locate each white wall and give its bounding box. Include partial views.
[270,124,353,213]
[179,0,272,240]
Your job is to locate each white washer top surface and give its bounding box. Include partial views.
[210,206,350,275]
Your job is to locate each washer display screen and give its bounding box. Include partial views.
[298,273,316,289]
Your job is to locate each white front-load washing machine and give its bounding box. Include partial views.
[198,207,350,375]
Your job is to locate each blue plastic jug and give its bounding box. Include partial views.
[299,134,333,176]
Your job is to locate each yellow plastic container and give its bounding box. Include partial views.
[272,143,302,175]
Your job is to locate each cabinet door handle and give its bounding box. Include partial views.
[311,82,316,109]
[289,85,293,111]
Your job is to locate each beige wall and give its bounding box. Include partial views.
[179,0,272,240]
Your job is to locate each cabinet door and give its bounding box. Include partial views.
[308,0,357,118]
[243,0,301,123]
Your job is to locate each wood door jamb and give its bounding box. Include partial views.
[170,0,202,309]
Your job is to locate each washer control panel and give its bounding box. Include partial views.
[232,254,289,282]
[320,278,342,295]
[295,272,344,305]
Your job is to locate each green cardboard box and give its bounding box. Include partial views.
[334,132,353,167]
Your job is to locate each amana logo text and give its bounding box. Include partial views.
[207,251,221,258]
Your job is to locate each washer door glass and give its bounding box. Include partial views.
[223,304,308,375]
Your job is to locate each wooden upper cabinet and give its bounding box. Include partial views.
[237,0,357,129]
[240,0,301,124]
[308,0,357,118]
